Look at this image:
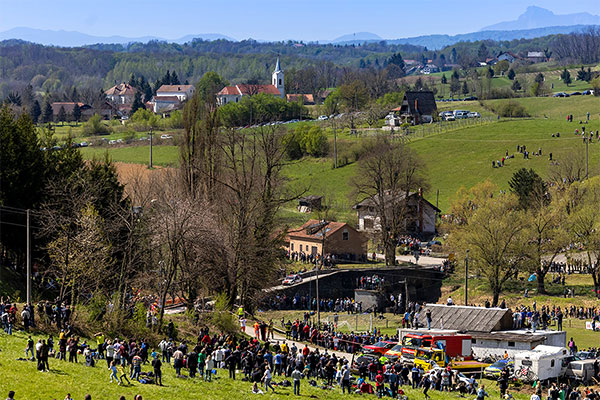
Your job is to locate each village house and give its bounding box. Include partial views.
[287,219,367,262]
[527,51,547,63]
[217,57,284,105]
[392,90,437,125]
[286,93,315,105]
[353,190,439,236]
[422,64,440,74]
[497,52,518,63]
[50,102,93,121]
[105,83,138,116]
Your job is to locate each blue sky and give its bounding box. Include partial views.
[0,0,599,41]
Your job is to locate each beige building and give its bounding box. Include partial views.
[287,219,367,262]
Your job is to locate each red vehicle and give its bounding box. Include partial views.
[362,341,397,356]
[397,333,472,360]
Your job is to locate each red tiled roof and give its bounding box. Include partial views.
[286,94,314,104]
[288,219,349,241]
[217,84,281,97]
[157,84,194,93]
[105,83,137,96]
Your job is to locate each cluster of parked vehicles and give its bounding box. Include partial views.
[552,90,594,97]
[437,96,478,102]
[358,331,600,385]
[438,110,481,121]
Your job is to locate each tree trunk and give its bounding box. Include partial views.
[384,240,396,266]
[491,290,500,307]
[536,267,546,295]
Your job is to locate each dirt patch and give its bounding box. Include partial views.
[114,162,175,204]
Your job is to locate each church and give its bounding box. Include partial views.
[216,58,285,106]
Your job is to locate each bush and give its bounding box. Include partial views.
[211,293,238,335]
[82,114,111,135]
[496,101,530,118]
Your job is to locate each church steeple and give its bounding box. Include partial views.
[272,57,284,98]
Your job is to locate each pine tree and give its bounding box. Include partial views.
[462,81,469,95]
[507,69,516,80]
[30,100,41,124]
[72,103,82,123]
[511,79,522,92]
[477,43,488,60]
[561,68,571,86]
[387,53,405,70]
[441,74,447,84]
[535,73,544,84]
[162,70,171,86]
[56,106,67,124]
[129,73,137,87]
[153,79,162,96]
[170,71,180,85]
[130,92,144,115]
[42,101,54,124]
[577,67,587,81]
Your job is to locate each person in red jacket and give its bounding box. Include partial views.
[375,372,385,398]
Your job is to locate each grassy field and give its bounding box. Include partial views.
[0,330,529,400]
[75,96,600,220]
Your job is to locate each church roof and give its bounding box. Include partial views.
[274,57,282,72]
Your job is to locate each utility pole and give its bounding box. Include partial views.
[465,249,470,306]
[26,209,31,305]
[149,127,153,169]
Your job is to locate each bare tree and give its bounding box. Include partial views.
[352,136,428,265]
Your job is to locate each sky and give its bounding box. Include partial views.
[0,0,599,41]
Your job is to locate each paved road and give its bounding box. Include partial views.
[265,270,342,292]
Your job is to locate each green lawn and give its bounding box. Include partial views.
[0,330,528,400]
[80,145,180,166]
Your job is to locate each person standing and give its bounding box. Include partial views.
[205,354,215,382]
[341,364,351,394]
[109,361,120,384]
[426,309,432,330]
[262,366,275,393]
[151,355,163,386]
[291,367,303,395]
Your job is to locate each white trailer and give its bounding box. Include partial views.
[513,345,569,382]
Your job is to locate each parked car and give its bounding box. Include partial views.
[552,92,569,97]
[467,112,481,118]
[583,90,593,95]
[282,274,302,285]
[564,360,597,384]
[362,341,397,356]
[318,115,329,121]
[570,92,582,96]
[453,111,469,119]
[463,96,478,101]
[575,351,596,360]
[160,134,173,139]
[484,359,514,379]
[79,141,89,147]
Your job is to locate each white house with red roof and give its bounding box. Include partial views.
[151,84,195,113]
[217,58,285,106]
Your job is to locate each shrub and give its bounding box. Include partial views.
[496,101,530,118]
[82,114,111,135]
[211,293,238,335]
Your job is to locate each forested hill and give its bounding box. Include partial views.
[0,30,596,100]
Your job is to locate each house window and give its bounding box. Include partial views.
[342,230,349,240]
[279,79,282,85]
[300,244,303,252]
[291,243,294,251]
[311,246,318,256]
[508,341,515,347]
[551,360,555,367]
[471,339,476,344]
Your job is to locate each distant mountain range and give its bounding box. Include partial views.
[481,6,600,31]
[0,27,235,47]
[1,6,599,50]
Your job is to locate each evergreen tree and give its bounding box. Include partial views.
[507,69,516,80]
[439,54,446,66]
[72,103,82,122]
[130,91,144,115]
[441,74,447,84]
[170,71,180,85]
[486,67,494,79]
[509,168,547,209]
[462,81,469,95]
[56,106,67,124]
[451,47,457,63]
[477,43,488,60]
[30,100,41,124]
[535,73,544,84]
[153,78,162,96]
[511,79,522,92]
[42,101,54,123]
[129,73,137,87]
[162,70,171,86]
[561,68,572,86]
[387,53,405,70]
[71,87,79,102]
[577,67,587,81]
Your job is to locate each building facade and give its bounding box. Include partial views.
[217,58,284,105]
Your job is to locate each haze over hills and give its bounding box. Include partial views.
[0,27,235,47]
[481,6,600,31]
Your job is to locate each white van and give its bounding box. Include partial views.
[453,110,469,119]
[513,345,568,382]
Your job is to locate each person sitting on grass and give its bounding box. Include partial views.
[6,390,15,400]
[252,382,264,394]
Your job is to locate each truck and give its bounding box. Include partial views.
[513,345,569,382]
[410,347,490,374]
[389,332,473,360]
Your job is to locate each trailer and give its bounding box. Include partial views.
[513,345,569,382]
